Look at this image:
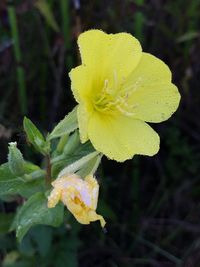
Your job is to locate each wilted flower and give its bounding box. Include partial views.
[69,30,181,162]
[48,174,105,227]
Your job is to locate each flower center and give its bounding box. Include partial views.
[93,71,138,116]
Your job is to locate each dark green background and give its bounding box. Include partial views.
[0,0,200,266]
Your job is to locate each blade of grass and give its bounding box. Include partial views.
[136,235,182,265]
[35,0,60,32]
[8,3,27,115]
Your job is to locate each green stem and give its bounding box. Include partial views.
[45,154,52,187]
[8,3,27,115]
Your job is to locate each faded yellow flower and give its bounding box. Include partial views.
[69,30,181,162]
[48,174,105,227]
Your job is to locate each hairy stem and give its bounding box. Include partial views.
[45,154,52,187]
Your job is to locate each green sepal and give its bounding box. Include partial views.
[51,141,95,179]
[57,151,100,178]
[77,153,102,177]
[8,142,25,176]
[63,131,80,155]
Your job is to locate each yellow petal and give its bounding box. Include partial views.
[69,65,92,103]
[73,209,106,228]
[88,112,160,162]
[78,29,142,82]
[49,174,105,227]
[123,53,181,122]
[47,188,61,208]
[85,175,99,210]
[87,210,106,228]
[77,104,90,143]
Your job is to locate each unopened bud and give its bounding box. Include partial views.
[8,142,25,176]
[63,131,80,155]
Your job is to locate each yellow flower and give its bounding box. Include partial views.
[47,174,105,227]
[69,30,181,162]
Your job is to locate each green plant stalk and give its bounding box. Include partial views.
[8,6,27,115]
[60,0,73,68]
[8,5,27,115]
[45,154,52,187]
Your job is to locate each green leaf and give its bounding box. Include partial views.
[0,163,45,198]
[23,117,50,155]
[12,192,64,242]
[35,0,60,32]
[49,107,78,140]
[30,226,53,257]
[18,225,53,257]
[0,213,15,234]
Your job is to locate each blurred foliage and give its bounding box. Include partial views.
[0,0,200,266]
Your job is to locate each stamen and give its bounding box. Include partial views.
[117,77,143,97]
[116,105,136,116]
[113,70,118,91]
[93,72,140,116]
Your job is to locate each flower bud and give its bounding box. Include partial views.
[8,142,25,176]
[48,174,105,227]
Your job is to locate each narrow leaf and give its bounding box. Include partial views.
[49,107,78,140]
[35,0,60,32]
[23,117,50,155]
